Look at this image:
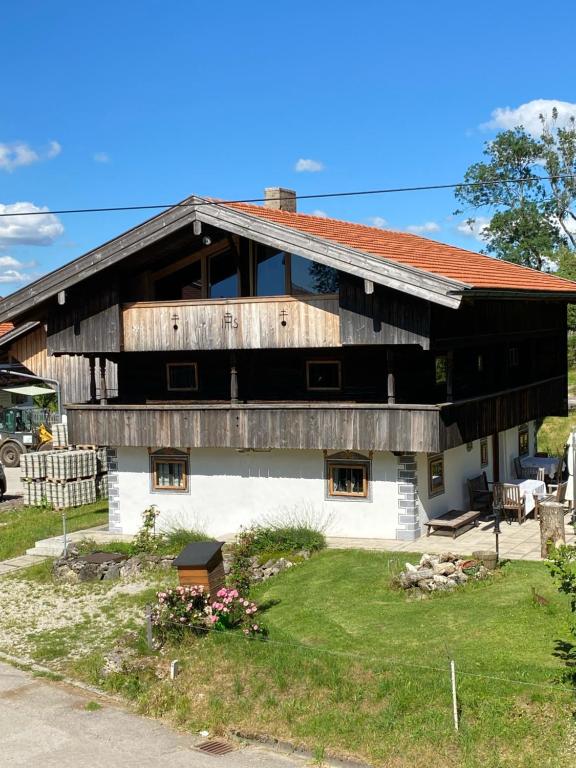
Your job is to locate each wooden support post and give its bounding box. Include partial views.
[539,502,565,558]
[89,356,97,404]
[446,350,454,402]
[386,349,395,405]
[99,357,108,405]
[230,353,238,404]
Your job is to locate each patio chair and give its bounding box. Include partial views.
[513,456,545,482]
[466,472,492,516]
[534,481,570,520]
[493,482,527,525]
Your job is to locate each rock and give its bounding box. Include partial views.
[439,552,458,563]
[295,549,311,560]
[405,562,418,573]
[433,562,456,576]
[433,574,449,584]
[475,565,489,580]
[419,554,433,568]
[102,563,122,580]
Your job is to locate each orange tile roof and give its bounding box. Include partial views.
[224,201,576,293]
[0,322,13,337]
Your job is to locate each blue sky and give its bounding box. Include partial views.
[1,0,575,295]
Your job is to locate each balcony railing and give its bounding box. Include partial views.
[67,376,567,454]
[121,294,340,352]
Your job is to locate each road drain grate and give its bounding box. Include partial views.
[197,740,236,756]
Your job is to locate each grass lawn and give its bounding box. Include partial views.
[51,549,574,768]
[0,500,108,561]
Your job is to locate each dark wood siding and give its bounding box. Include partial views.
[339,276,430,348]
[67,403,442,453]
[439,375,567,450]
[47,286,121,354]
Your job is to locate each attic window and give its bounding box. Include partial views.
[166,363,198,392]
[306,360,341,391]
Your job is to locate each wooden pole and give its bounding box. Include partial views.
[539,502,565,558]
[99,357,108,405]
[450,660,459,732]
[89,356,97,404]
[386,349,395,404]
[230,353,238,404]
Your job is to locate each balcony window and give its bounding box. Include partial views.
[209,250,239,298]
[166,363,198,392]
[290,255,339,295]
[428,454,445,497]
[306,360,341,391]
[151,449,188,492]
[254,246,288,296]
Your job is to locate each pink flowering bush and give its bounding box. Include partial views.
[151,584,266,645]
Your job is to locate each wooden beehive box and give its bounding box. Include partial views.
[173,541,226,597]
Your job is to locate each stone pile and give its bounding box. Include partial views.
[397,552,490,593]
[223,550,311,582]
[53,547,175,583]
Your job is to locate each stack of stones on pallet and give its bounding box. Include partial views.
[21,445,108,508]
[397,552,491,593]
[53,546,175,583]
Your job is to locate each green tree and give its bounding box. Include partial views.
[455,109,576,271]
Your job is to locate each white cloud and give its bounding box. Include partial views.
[0,140,62,172]
[0,269,31,284]
[0,202,64,246]
[47,141,62,158]
[481,99,576,136]
[295,158,324,172]
[457,216,491,242]
[310,209,328,218]
[366,216,388,229]
[406,221,440,234]
[93,151,110,163]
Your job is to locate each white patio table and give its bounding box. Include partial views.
[507,478,546,515]
[520,456,559,477]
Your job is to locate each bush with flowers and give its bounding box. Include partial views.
[151,584,267,645]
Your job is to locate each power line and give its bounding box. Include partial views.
[1,173,575,218]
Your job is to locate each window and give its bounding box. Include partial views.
[435,356,448,385]
[327,461,369,498]
[209,250,239,298]
[518,425,529,457]
[306,360,341,391]
[480,438,488,467]
[477,354,484,373]
[290,255,339,295]
[254,245,288,296]
[508,347,519,368]
[166,363,198,392]
[151,450,188,492]
[428,454,445,497]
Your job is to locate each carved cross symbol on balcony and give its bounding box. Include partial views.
[280,309,288,327]
[171,313,179,331]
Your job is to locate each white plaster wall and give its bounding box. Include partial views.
[115,448,399,538]
[417,441,488,523]
[417,420,536,524]
[498,420,535,481]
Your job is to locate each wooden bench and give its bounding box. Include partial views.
[424,510,481,539]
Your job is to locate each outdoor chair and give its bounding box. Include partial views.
[534,481,570,520]
[513,456,545,482]
[493,482,527,525]
[466,472,492,516]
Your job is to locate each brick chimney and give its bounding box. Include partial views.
[264,187,297,213]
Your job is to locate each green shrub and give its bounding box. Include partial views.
[162,527,211,554]
[249,525,326,554]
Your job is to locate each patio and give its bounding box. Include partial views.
[327,514,576,561]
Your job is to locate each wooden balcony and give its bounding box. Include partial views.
[121,295,340,352]
[66,376,567,454]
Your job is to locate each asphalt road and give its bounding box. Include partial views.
[0,662,302,768]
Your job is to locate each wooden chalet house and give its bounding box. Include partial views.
[0,187,575,540]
